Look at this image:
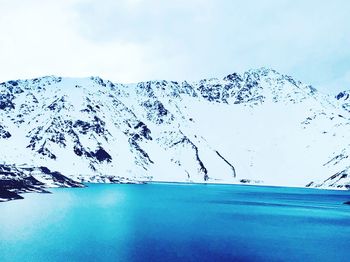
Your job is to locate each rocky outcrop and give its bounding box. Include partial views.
[0,164,84,201]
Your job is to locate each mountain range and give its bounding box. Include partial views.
[1,68,349,201]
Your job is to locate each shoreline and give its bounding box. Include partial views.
[1,180,349,203]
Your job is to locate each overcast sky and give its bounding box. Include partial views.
[0,0,349,93]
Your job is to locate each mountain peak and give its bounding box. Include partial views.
[1,68,350,202]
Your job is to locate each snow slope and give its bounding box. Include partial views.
[0,68,349,199]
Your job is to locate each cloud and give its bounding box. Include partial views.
[0,0,349,92]
[319,70,350,94]
[0,0,152,82]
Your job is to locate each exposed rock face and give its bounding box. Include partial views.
[0,164,84,202]
[1,67,350,201]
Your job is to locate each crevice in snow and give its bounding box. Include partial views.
[215,150,236,178]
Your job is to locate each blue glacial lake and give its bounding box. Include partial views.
[0,183,350,262]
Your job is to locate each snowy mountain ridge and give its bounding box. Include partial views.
[1,68,350,201]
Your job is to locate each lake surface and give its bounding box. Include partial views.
[0,183,350,262]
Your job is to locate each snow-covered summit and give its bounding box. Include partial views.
[1,68,350,201]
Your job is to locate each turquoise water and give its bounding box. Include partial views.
[0,183,350,262]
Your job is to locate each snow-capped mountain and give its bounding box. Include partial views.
[1,68,350,201]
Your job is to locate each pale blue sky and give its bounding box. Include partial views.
[0,0,349,93]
